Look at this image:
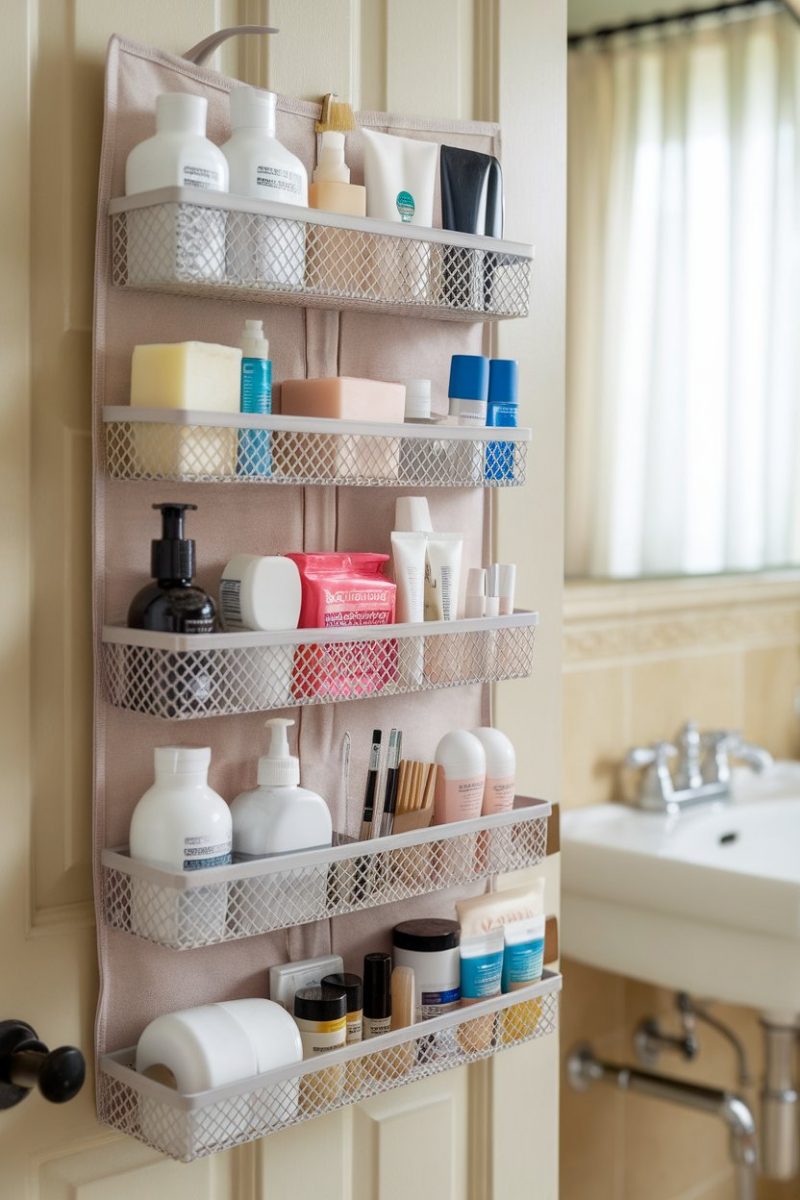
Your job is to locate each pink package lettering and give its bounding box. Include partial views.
[285,553,398,699]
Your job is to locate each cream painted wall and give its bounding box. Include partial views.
[1,2,565,1197]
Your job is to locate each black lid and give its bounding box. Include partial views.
[151,503,197,582]
[363,953,392,1019]
[392,919,460,953]
[294,985,346,1022]
[321,973,363,1013]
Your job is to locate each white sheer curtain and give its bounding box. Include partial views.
[566,7,800,578]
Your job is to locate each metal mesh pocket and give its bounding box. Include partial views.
[97,978,560,1160]
[101,802,549,950]
[110,196,532,321]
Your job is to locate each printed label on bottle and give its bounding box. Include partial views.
[484,776,515,815]
[461,950,503,1000]
[256,164,304,198]
[419,985,460,1020]
[219,578,244,629]
[181,616,216,634]
[501,939,545,991]
[396,190,415,222]
[182,835,232,871]
[297,1018,347,1055]
[182,164,223,190]
[435,772,485,822]
[345,1013,363,1045]
[363,1015,392,1039]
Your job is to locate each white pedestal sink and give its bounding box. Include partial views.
[561,763,800,1016]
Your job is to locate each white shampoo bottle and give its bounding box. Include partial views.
[222,85,308,286]
[125,93,229,285]
[129,746,232,945]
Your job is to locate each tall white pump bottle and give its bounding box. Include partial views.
[232,719,333,928]
[232,719,332,856]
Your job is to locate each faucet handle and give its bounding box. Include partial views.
[700,729,740,785]
[625,741,677,770]
[625,741,677,809]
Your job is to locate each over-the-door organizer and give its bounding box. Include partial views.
[93,35,560,1162]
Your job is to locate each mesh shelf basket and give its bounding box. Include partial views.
[101,797,550,949]
[98,971,561,1161]
[102,407,531,488]
[101,612,539,720]
[109,188,534,321]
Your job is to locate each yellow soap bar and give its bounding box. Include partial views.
[131,342,242,412]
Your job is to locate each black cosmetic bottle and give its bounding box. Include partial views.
[128,503,217,634]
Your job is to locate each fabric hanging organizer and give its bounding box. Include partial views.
[91,32,558,1159]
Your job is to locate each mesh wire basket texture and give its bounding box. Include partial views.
[101,613,538,720]
[109,189,533,321]
[101,798,550,949]
[103,409,530,488]
[97,973,561,1161]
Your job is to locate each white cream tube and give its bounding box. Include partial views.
[424,533,463,622]
[391,531,427,622]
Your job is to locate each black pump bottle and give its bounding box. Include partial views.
[128,503,217,634]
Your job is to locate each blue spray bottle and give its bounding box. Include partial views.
[485,358,518,482]
[238,319,272,476]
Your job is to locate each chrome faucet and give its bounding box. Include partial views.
[625,721,773,812]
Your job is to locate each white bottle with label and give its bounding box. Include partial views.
[129,746,232,945]
[231,719,332,927]
[125,93,229,285]
[221,85,308,286]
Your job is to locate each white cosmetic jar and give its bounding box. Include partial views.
[392,919,461,1021]
[219,554,302,632]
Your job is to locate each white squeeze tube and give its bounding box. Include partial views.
[424,533,463,622]
[391,530,427,687]
[361,128,439,300]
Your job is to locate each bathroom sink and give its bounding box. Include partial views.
[561,764,800,1015]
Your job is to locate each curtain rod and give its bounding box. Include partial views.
[568,0,793,47]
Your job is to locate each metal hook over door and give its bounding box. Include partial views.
[183,26,279,66]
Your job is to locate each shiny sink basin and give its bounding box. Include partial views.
[561,763,800,1015]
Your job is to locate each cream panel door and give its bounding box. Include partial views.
[1,2,564,1197]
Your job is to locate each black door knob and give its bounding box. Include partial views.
[0,1020,85,1110]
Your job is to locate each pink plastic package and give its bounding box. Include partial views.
[284,553,398,699]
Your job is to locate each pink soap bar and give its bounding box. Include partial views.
[280,377,406,423]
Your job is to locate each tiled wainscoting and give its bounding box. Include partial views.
[561,573,800,1200]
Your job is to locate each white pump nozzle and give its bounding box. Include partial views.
[257,718,300,787]
[313,131,350,184]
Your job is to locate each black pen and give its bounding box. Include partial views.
[359,729,382,840]
[379,729,402,836]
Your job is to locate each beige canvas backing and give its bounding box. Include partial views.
[93,33,500,1060]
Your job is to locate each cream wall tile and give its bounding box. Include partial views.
[628,654,744,748]
[743,645,800,759]
[563,666,628,808]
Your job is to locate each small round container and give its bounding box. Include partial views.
[392,919,461,1020]
[362,953,392,1039]
[404,378,432,421]
[219,554,302,632]
[293,986,347,1058]
[321,973,363,1045]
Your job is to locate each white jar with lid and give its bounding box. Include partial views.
[392,919,461,1021]
[219,554,302,632]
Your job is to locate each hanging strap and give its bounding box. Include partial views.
[182,25,279,65]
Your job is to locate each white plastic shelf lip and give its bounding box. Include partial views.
[102,407,530,488]
[108,188,533,321]
[101,797,551,889]
[102,407,533,444]
[100,798,550,947]
[107,187,535,258]
[97,973,561,1161]
[101,610,539,652]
